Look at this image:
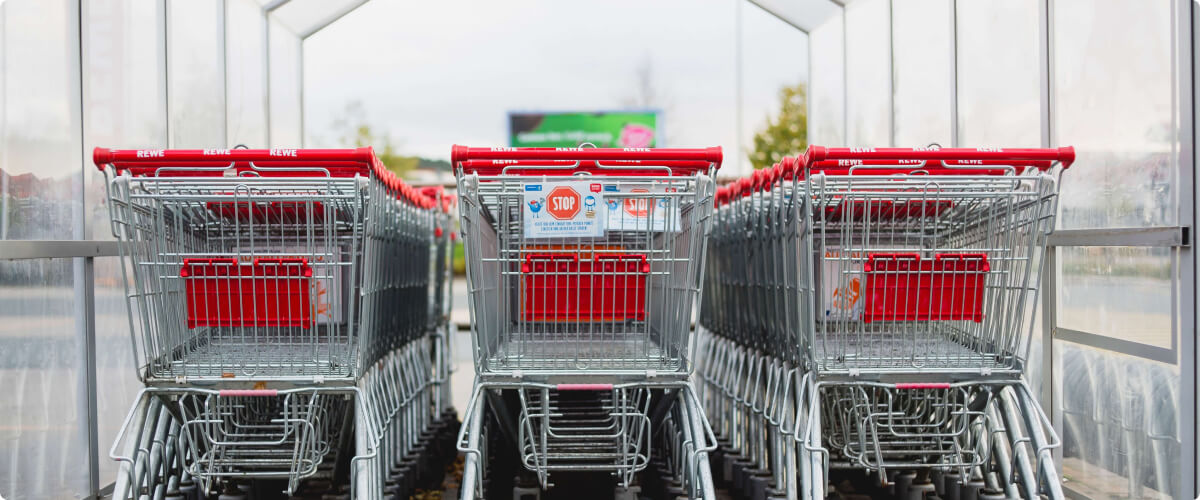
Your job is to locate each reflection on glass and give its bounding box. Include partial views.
[1053,0,1176,229]
[94,256,144,484]
[955,0,1039,146]
[809,10,844,146]
[0,259,85,498]
[226,0,269,147]
[81,1,166,483]
[269,18,303,146]
[892,0,951,146]
[1058,247,1173,349]
[844,0,889,146]
[1,0,82,240]
[83,0,166,240]
[167,0,225,147]
[1055,341,1180,499]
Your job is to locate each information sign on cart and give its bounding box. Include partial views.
[522,181,605,238]
[604,184,682,232]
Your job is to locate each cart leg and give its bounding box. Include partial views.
[460,387,487,500]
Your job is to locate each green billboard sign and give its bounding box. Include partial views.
[508,111,659,148]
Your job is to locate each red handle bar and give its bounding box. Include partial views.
[451,145,722,175]
[93,147,438,209]
[715,146,1075,205]
[457,158,715,176]
[799,146,1074,171]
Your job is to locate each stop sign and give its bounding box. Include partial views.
[546,186,581,220]
[624,188,650,217]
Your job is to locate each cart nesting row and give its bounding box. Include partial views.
[453,145,722,499]
[697,145,1073,500]
[96,147,459,498]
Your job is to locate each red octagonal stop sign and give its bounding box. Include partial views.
[546,186,581,220]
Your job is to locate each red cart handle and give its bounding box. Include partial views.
[451,145,722,175]
[457,158,714,176]
[93,147,376,172]
[799,146,1075,171]
[93,147,437,209]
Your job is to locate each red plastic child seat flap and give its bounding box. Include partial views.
[521,253,650,322]
[181,257,313,328]
[862,253,989,323]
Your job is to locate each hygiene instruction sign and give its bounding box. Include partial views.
[603,183,683,232]
[523,181,606,238]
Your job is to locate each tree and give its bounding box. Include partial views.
[620,56,672,112]
[330,101,418,177]
[749,82,807,170]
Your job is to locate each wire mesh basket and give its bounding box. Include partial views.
[454,145,721,378]
[95,148,442,383]
[705,146,1075,376]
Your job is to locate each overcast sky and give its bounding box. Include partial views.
[304,0,808,176]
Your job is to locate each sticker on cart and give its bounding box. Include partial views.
[819,248,915,321]
[523,181,605,238]
[605,185,682,233]
[821,251,864,321]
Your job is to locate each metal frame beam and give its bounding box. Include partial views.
[0,240,119,260]
[1048,226,1189,248]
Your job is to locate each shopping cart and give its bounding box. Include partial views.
[453,145,721,499]
[787,146,1075,377]
[457,380,717,498]
[454,145,721,379]
[793,377,1060,500]
[109,334,458,499]
[110,386,369,497]
[94,147,439,384]
[699,146,1074,499]
[358,335,461,499]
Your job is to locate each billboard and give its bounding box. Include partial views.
[508,111,659,148]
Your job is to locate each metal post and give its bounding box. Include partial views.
[886,0,894,147]
[78,256,100,498]
[949,0,959,147]
[1036,0,1062,476]
[735,0,744,174]
[1181,0,1197,496]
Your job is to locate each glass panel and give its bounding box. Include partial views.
[226,0,269,147]
[1055,341,1180,499]
[268,18,302,146]
[955,0,1039,146]
[166,0,225,147]
[892,0,951,147]
[304,1,809,160]
[80,0,166,485]
[0,259,85,499]
[83,0,166,239]
[0,0,82,240]
[741,2,809,176]
[1052,0,1176,229]
[844,0,889,146]
[94,256,144,486]
[808,10,844,147]
[1058,246,1173,349]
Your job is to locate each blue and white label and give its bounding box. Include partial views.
[605,183,683,233]
[523,181,605,239]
